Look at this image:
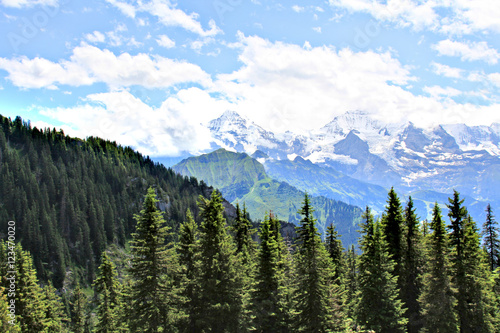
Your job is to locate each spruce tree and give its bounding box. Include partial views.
[177,209,200,333]
[70,284,87,333]
[128,187,182,332]
[42,282,69,332]
[293,194,342,332]
[381,188,405,279]
[345,244,358,320]
[196,190,242,332]
[482,204,500,271]
[251,212,292,332]
[355,206,407,333]
[0,287,20,332]
[93,252,126,332]
[325,223,345,281]
[400,196,424,333]
[419,203,458,332]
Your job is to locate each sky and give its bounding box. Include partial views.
[0,0,499,157]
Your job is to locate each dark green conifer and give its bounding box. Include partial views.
[70,284,87,333]
[128,187,182,332]
[381,187,405,278]
[355,206,407,333]
[419,203,458,333]
[482,204,500,271]
[293,194,343,332]
[400,197,424,333]
[196,190,242,332]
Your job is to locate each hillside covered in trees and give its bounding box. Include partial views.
[1,114,499,332]
[0,114,220,288]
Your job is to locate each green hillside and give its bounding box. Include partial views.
[0,115,221,288]
[173,148,363,246]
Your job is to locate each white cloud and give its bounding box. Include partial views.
[1,0,57,7]
[292,5,304,13]
[85,31,106,44]
[105,0,222,37]
[433,40,500,65]
[329,0,500,35]
[212,34,500,131]
[329,0,439,31]
[38,89,220,156]
[156,35,175,48]
[488,73,500,88]
[105,0,136,18]
[431,62,464,79]
[0,44,212,89]
[312,26,322,33]
[423,85,462,99]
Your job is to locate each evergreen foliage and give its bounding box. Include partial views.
[196,191,242,332]
[482,204,500,271]
[69,284,88,333]
[419,203,458,333]
[128,187,182,332]
[251,212,292,332]
[293,194,344,332]
[355,206,407,333]
[400,196,424,333]
[381,187,405,278]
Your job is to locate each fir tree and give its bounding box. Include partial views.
[177,209,200,333]
[345,245,358,320]
[128,187,182,332]
[400,197,424,333]
[42,282,69,332]
[325,223,345,281]
[381,187,405,279]
[482,204,500,271]
[293,194,342,332]
[0,287,20,332]
[93,252,126,332]
[355,206,407,333]
[196,190,242,332]
[70,284,87,333]
[251,212,292,332]
[419,203,458,333]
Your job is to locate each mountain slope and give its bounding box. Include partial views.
[173,149,363,246]
[205,110,500,221]
[0,114,229,288]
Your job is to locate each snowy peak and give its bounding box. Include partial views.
[208,110,252,132]
[320,110,389,137]
[442,123,500,155]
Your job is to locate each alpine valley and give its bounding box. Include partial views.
[172,110,500,230]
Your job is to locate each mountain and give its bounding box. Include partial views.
[173,149,363,246]
[0,114,232,288]
[205,110,499,221]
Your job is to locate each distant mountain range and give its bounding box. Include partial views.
[169,110,498,227]
[173,149,362,247]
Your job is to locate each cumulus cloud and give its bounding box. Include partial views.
[1,0,57,7]
[433,40,500,65]
[292,5,304,13]
[38,89,222,156]
[85,31,106,44]
[156,35,175,48]
[329,0,500,35]
[105,0,222,37]
[431,62,464,79]
[0,43,212,89]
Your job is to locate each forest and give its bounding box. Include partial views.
[1,115,500,332]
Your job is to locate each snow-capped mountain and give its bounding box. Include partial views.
[205,110,500,219]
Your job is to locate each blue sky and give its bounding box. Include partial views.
[0,0,499,157]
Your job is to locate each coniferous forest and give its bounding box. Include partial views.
[1,115,500,332]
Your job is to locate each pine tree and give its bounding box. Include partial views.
[70,284,87,333]
[177,209,200,333]
[233,203,257,332]
[400,196,424,333]
[93,252,126,332]
[128,187,182,332]
[251,212,292,332]
[458,215,497,332]
[0,287,20,332]
[12,244,47,333]
[293,194,342,332]
[355,206,407,333]
[482,204,500,271]
[345,245,358,320]
[381,187,405,278]
[325,223,345,281]
[419,203,458,333]
[196,190,242,332]
[42,282,69,332]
